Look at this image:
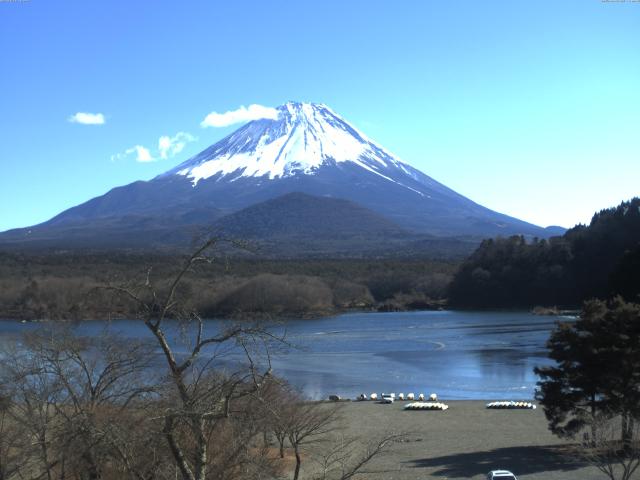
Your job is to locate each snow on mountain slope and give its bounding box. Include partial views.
[165,102,424,194]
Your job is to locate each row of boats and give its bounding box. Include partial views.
[404,401,449,411]
[348,394,537,411]
[485,401,537,409]
[357,392,438,402]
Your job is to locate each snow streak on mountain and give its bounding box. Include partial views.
[165,102,424,195]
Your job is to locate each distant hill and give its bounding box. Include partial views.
[448,198,640,308]
[212,192,476,258]
[544,226,567,236]
[214,192,405,238]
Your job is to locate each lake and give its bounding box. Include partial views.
[0,310,569,400]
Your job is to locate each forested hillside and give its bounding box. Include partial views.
[0,254,455,320]
[448,198,640,308]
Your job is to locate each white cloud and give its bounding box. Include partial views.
[111,131,197,163]
[68,112,105,125]
[126,145,155,163]
[158,132,196,160]
[201,104,279,128]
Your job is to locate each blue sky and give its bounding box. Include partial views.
[1,0,638,231]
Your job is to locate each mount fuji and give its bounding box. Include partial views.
[0,102,559,254]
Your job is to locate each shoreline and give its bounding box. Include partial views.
[0,304,572,323]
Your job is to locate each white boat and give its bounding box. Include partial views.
[404,401,449,411]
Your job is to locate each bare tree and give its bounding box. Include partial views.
[310,432,406,480]
[1,336,67,480]
[286,400,341,480]
[578,413,640,480]
[104,238,282,480]
[32,331,158,479]
[261,383,406,480]
[0,328,162,480]
[252,376,291,459]
[0,392,23,480]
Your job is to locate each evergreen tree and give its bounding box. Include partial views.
[535,298,640,446]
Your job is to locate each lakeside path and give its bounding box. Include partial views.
[324,400,603,480]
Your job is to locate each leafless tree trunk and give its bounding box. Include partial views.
[250,352,408,480]
[104,238,281,480]
[274,394,341,480]
[310,432,406,480]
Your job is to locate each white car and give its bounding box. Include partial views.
[380,393,394,404]
[487,470,518,480]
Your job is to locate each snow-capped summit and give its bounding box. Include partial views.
[166,102,421,192]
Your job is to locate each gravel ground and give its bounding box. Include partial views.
[310,400,607,480]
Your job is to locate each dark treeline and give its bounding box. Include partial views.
[449,198,640,308]
[0,253,456,320]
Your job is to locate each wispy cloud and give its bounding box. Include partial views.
[158,132,196,160]
[111,132,197,163]
[68,112,106,125]
[127,145,154,163]
[201,104,279,128]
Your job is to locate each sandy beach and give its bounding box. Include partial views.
[314,400,604,480]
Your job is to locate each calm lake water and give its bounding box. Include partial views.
[0,310,570,400]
